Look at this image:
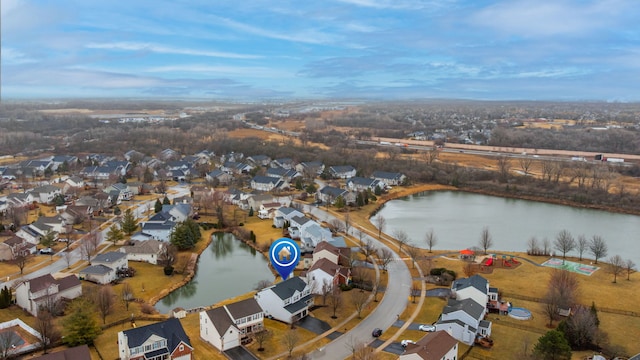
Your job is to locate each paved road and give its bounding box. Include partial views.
[303,205,411,359]
[0,184,190,289]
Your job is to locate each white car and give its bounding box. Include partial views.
[418,324,436,332]
[401,340,416,347]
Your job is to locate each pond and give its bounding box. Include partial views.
[155,232,273,314]
[373,191,640,265]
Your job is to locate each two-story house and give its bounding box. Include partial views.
[118,318,193,360]
[200,298,264,351]
[318,186,355,205]
[254,276,313,324]
[306,258,351,294]
[346,177,382,192]
[79,251,128,284]
[400,330,459,360]
[272,207,304,228]
[371,171,406,186]
[14,274,82,316]
[120,240,165,265]
[328,165,356,179]
[250,175,285,192]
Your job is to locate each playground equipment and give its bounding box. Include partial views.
[485,257,493,266]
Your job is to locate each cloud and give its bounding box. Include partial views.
[85,42,262,59]
[333,0,453,10]
[145,64,294,79]
[1,48,38,65]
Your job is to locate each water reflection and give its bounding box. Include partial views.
[155,232,271,314]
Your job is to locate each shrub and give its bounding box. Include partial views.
[140,303,156,314]
[164,266,174,276]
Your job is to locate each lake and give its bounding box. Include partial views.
[372,191,640,265]
[155,232,273,314]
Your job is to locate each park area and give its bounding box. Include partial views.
[542,258,599,276]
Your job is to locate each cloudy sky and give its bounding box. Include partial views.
[2,0,639,101]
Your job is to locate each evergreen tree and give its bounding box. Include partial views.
[53,194,66,207]
[305,183,317,194]
[534,330,572,360]
[590,301,600,327]
[113,206,121,216]
[374,185,382,196]
[170,224,195,250]
[143,167,154,183]
[163,197,171,205]
[40,231,57,248]
[0,286,11,309]
[154,199,163,213]
[335,195,345,209]
[120,209,138,236]
[295,178,303,190]
[249,207,254,217]
[62,298,102,346]
[106,224,124,245]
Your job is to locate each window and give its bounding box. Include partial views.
[179,344,184,352]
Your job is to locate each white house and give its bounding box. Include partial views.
[254,276,313,324]
[28,185,62,204]
[300,224,333,249]
[250,175,285,192]
[14,274,82,316]
[371,171,406,186]
[328,165,356,179]
[400,330,458,360]
[346,177,382,192]
[312,241,340,266]
[435,298,491,345]
[118,318,193,360]
[451,274,490,309]
[119,240,164,265]
[199,298,264,352]
[79,251,128,284]
[273,207,304,228]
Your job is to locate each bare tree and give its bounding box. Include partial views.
[554,229,576,264]
[253,279,272,291]
[625,259,636,281]
[378,248,393,272]
[158,243,177,268]
[548,269,579,311]
[80,237,96,264]
[564,305,598,349]
[519,156,533,177]
[360,238,376,260]
[351,290,368,319]
[329,287,342,319]
[374,214,386,239]
[372,276,381,302]
[0,331,20,359]
[576,234,588,261]
[410,284,421,303]
[527,236,540,255]
[425,147,439,165]
[329,219,344,233]
[96,285,115,324]
[284,329,299,358]
[343,210,351,235]
[479,227,493,255]
[63,250,73,269]
[11,253,29,274]
[320,279,332,305]
[542,237,551,255]
[543,286,561,327]
[121,282,134,311]
[607,255,625,283]
[463,262,477,277]
[405,246,420,269]
[496,155,511,182]
[253,329,272,352]
[392,229,410,253]
[424,228,437,253]
[589,235,608,264]
[35,310,60,354]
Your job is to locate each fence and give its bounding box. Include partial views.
[502,292,640,317]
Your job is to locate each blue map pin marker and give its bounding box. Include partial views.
[269,237,300,280]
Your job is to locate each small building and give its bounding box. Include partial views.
[79,251,128,284]
[118,318,193,360]
[200,298,264,351]
[31,345,91,360]
[254,276,313,324]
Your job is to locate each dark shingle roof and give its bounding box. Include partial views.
[225,298,263,320]
[31,344,91,360]
[121,318,191,351]
[205,306,234,335]
[270,276,307,300]
[93,251,126,263]
[452,274,488,294]
[442,298,485,320]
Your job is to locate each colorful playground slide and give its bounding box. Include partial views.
[485,257,493,266]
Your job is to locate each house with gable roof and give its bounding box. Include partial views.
[328,165,356,179]
[120,240,165,265]
[295,161,324,177]
[306,258,350,294]
[79,251,128,284]
[205,169,233,185]
[14,273,82,316]
[300,223,333,249]
[272,207,304,228]
[346,177,382,192]
[371,171,406,186]
[118,318,193,360]
[199,297,264,351]
[250,175,285,192]
[451,274,494,308]
[435,298,491,345]
[318,186,354,205]
[247,154,272,167]
[265,167,300,181]
[400,330,458,360]
[28,185,62,204]
[31,345,91,360]
[254,276,313,324]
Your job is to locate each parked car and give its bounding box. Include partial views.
[418,324,436,332]
[39,248,53,255]
[372,328,382,337]
[401,340,416,347]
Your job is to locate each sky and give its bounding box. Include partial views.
[1,0,639,101]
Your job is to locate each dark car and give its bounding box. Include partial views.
[372,328,382,337]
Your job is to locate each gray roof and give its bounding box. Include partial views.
[31,344,91,360]
[442,298,485,320]
[290,215,312,227]
[371,171,404,180]
[269,276,307,300]
[204,306,234,335]
[436,318,477,333]
[252,175,278,185]
[93,251,127,263]
[479,319,491,329]
[121,318,191,352]
[278,207,303,217]
[319,186,347,198]
[452,274,488,294]
[225,298,263,320]
[284,294,312,314]
[80,264,113,275]
[329,165,355,173]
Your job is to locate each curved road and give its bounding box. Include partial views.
[304,205,411,359]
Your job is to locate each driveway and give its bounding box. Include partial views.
[304,206,411,360]
[298,316,332,334]
[223,346,259,360]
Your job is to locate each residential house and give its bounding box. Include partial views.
[28,185,62,204]
[200,298,264,351]
[79,251,128,284]
[318,186,354,205]
[247,194,277,213]
[328,165,356,179]
[160,148,180,160]
[4,235,37,256]
[118,318,193,360]
[400,330,458,360]
[221,161,253,175]
[104,183,133,202]
[265,167,300,181]
[49,155,78,171]
[300,223,333,249]
[272,207,304,228]
[15,274,82,317]
[124,150,145,162]
[16,215,67,245]
[138,204,190,242]
[312,241,341,266]
[120,240,165,265]
[435,298,491,345]
[247,155,272,167]
[205,169,233,185]
[371,171,406,186]
[254,276,313,324]
[271,158,294,170]
[346,177,382,192]
[295,161,324,177]
[288,215,314,240]
[451,274,490,309]
[65,176,85,189]
[60,205,92,225]
[6,192,34,208]
[31,345,91,360]
[306,258,350,294]
[257,202,281,220]
[250,175,285,192]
